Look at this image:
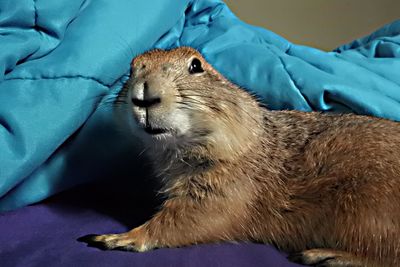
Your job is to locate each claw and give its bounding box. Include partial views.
[77,233,144,252]
[77,234,114,250]
[77,234,99,243]
[287,252,307,264]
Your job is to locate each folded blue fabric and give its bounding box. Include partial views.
[0,0,399,211]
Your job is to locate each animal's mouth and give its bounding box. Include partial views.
[144,125,169,135]
[131,106,171,136]
[131,99,177,138]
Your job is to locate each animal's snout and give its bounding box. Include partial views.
[131,96,161,108]
[131,81,162,108]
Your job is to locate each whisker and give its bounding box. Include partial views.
[176,92,261,126]
[138,147,149,158]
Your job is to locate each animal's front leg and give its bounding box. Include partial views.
[288,249,364,267]
[79,225,152,252]
[79,197,243,252]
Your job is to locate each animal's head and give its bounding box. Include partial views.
[125,47,263,163]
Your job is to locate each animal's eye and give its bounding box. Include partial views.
[188,58,204,74]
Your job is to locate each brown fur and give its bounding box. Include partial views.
[81,47,400,267]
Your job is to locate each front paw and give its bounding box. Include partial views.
[78,228,153,252]
[288,249,362,267]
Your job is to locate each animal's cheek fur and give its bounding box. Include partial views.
[188,113,252,161]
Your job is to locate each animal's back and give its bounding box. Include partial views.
[257,110,400,266]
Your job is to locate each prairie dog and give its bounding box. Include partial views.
[80,47,400,267]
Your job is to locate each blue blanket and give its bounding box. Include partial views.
[0,0,399,211]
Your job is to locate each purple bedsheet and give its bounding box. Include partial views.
[0,179,304,267]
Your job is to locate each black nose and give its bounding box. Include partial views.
[131,81,161,108]
[131,96,161,108]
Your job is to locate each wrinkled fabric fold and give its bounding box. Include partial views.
[0,0,399,211]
